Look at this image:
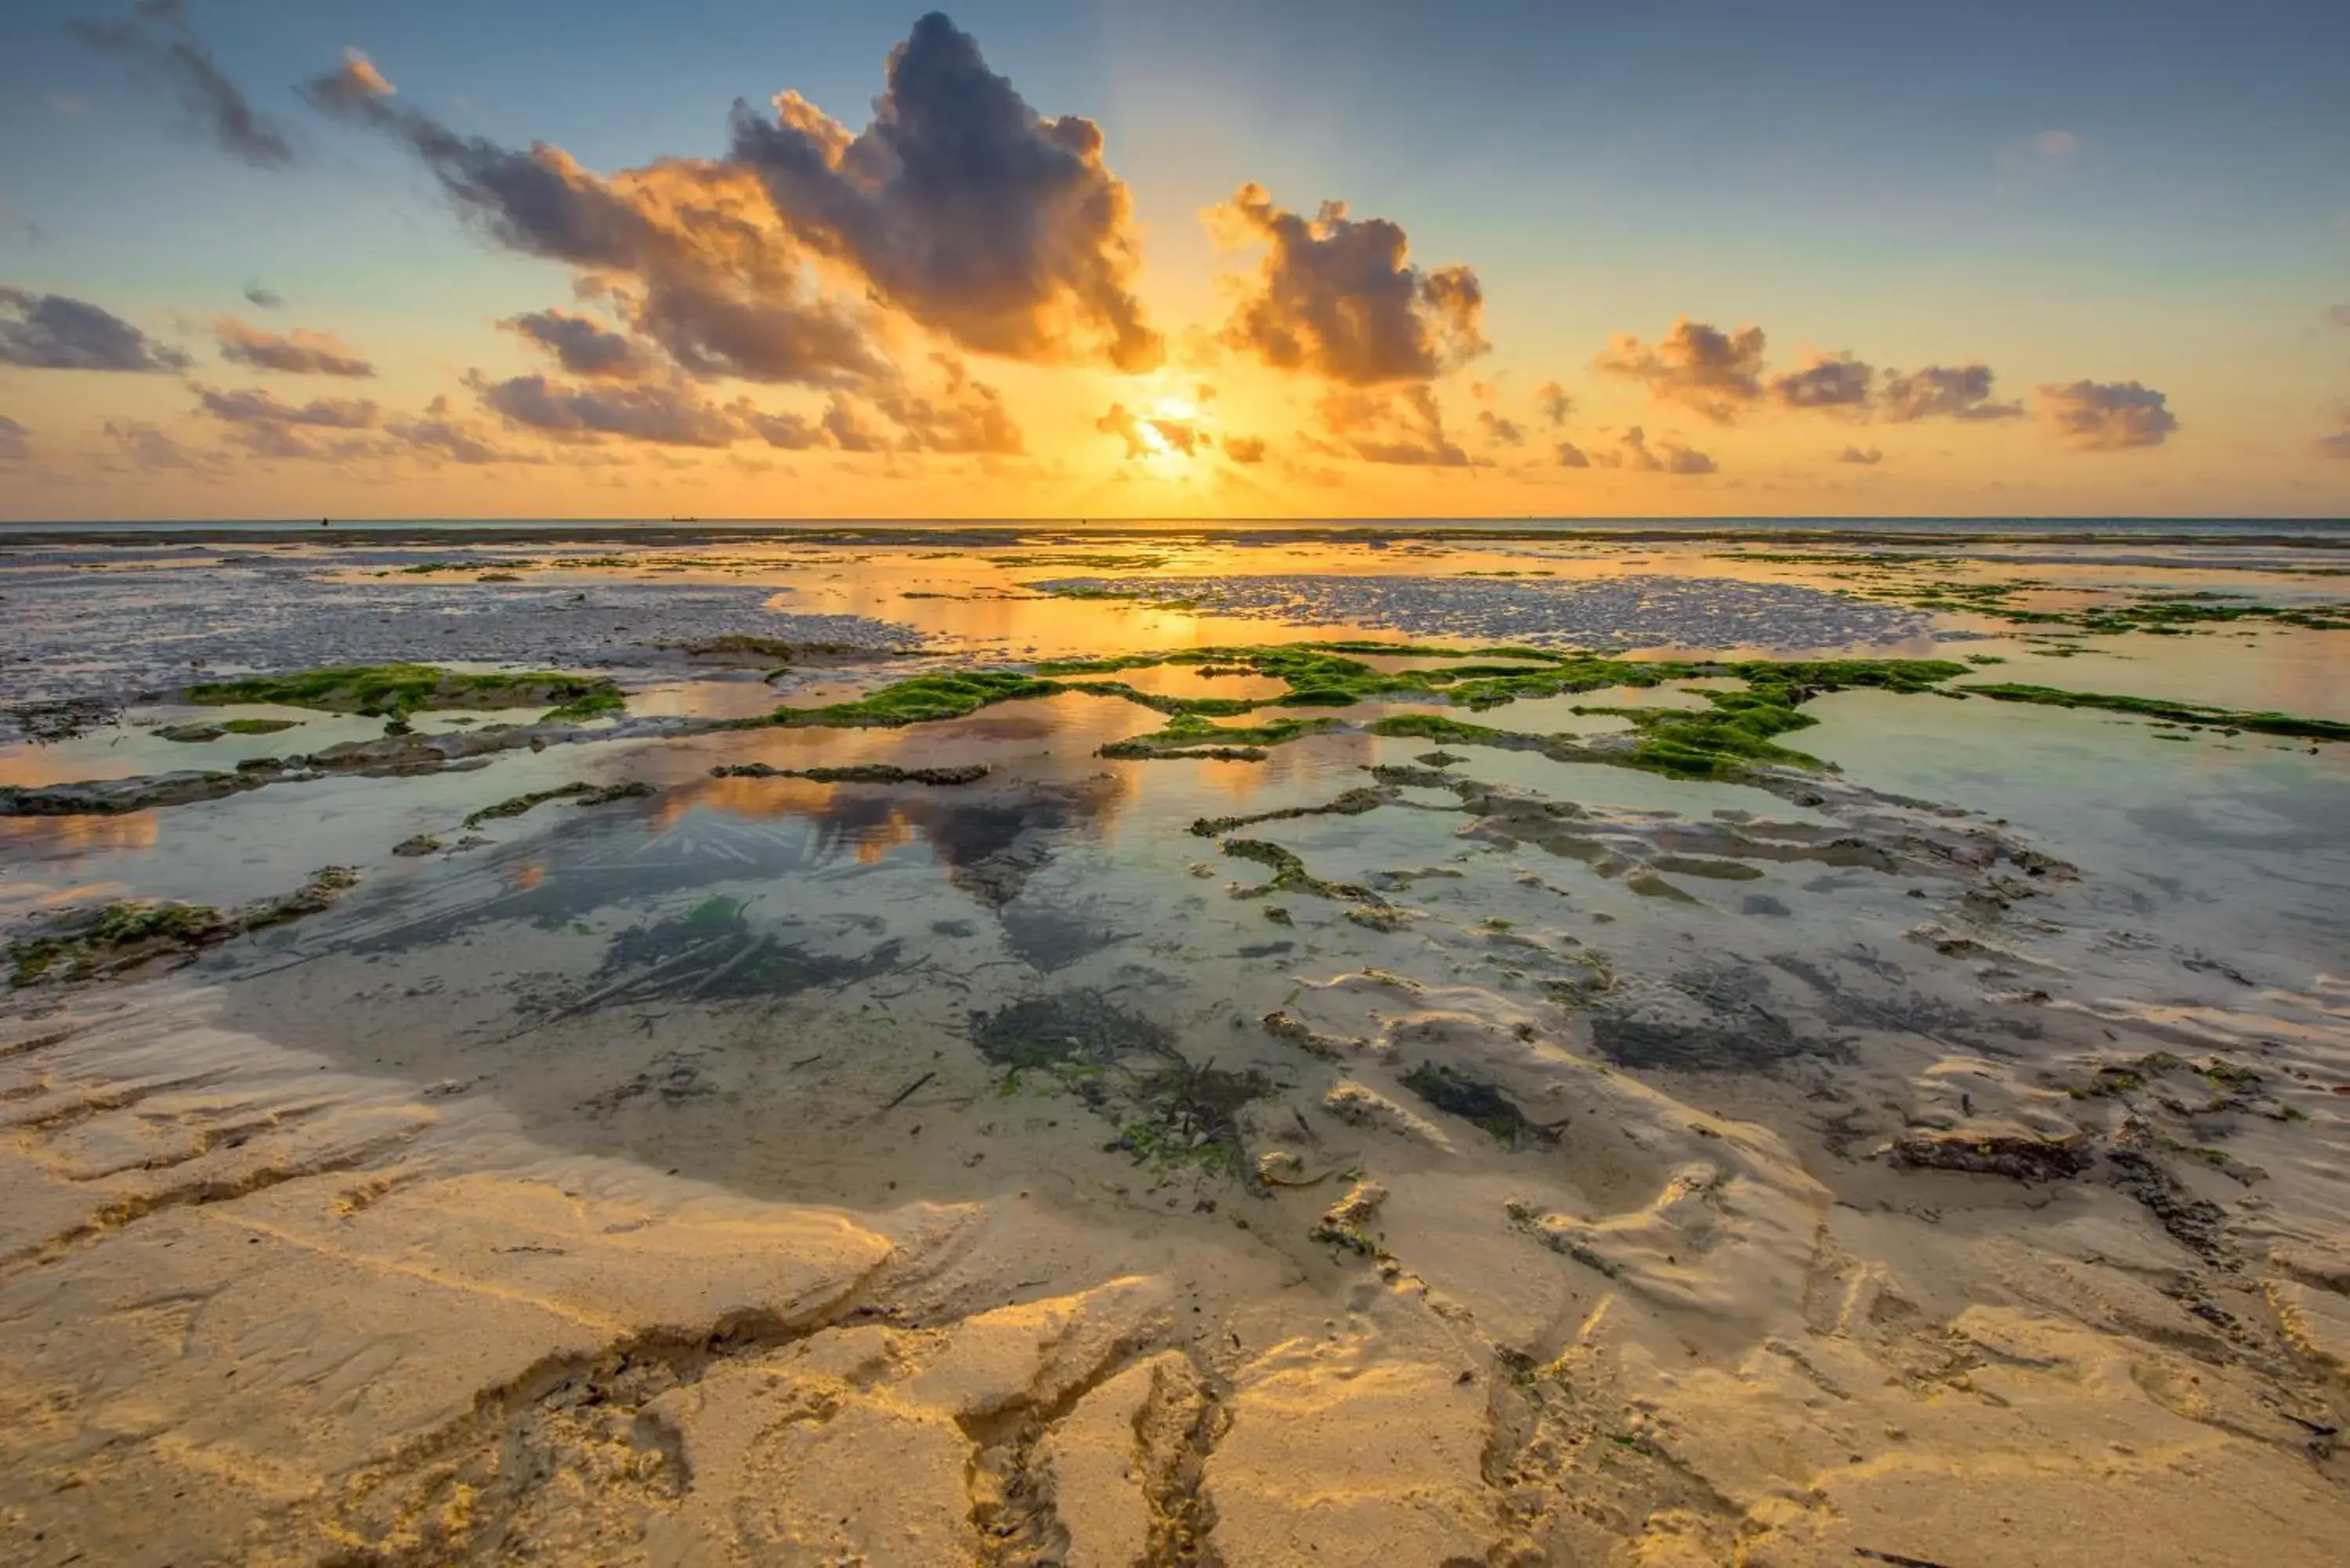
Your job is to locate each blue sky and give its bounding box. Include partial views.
[2,0,2347,518]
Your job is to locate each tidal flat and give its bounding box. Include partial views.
[3,526,2348,1566]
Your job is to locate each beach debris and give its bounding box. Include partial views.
[1883,1131,2092,1182]
[1400,1062,1561,1147]
[1311,1180,1388,1255]
[882,1071,937,1111]
[1,696,120,744]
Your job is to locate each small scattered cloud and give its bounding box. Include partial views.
[1555,440,1589,468]
[2033,130,2082,161]
[0,285,189,372]
[214,317,374,377]
[1535,381,1572,428]
[1835,444,1884,465]
[472,372,740,447]
[46,92,93,118]
[1769,352,1874,413]
[1594,318,1766,424]
[386,395,545,466]
[1319,385,1471,467]
[1878,363,2023,422]
[1477,409,1526,446]
[70,0,295,168]
[1095,403,1150,457]
[0,414,28,464]
[822,396,888,453]
[193,383,384,459]
[194,385,378,429]
[99,417,225,475]
[2327,303,2350,330]
[2313,406,2350,461]
[740,407,825,450]
[2036,378,2178,450]
[242,284,284,309]
[1224,434,1267,464]
[1095,401,1199,460]
[871,363,1023,455]
[501,309,656,381]
[1589,425,1715,475]
[1209,183,1485,386]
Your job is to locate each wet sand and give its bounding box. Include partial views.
[3,529,2347,1566]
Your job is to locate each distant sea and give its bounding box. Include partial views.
[4,516,2348,538]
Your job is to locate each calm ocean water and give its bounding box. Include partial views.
[4,516,2347,538]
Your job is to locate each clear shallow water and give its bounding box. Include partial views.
[6,533,2350,1566]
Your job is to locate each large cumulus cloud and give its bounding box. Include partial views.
[1588,426,1715,475]
[0,286,188,372]
[728,13,1159,372]
[2035,379,2178,450]
[1210,185,1485,386]
[303,52,888,388]
[302,18,1120,454]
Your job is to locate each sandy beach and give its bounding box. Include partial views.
[4,526,2348,1566]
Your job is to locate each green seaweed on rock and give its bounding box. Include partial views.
[462,780,656,829]
[1960,683,2350,742]
[770,670,1060,728]
[183,664,624,724]
[7,866,360,988]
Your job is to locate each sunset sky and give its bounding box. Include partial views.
[3,0,2348,521]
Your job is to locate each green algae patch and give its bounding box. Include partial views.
[672,634,922,663]
[462,779,656,829]
[1367,712,1517,746]
[1960,683,2350,742]
[971,989,1178,1072]
[1099,712,1342,759]
[544,685,627,722]
[184,664,624,724]
[771,670,1059,728]
[760,649,1979,786]
[7,866,360,988]
[1220,837,1374,901]
[971,989,1281,1178]
[1115,1060,1277,1180]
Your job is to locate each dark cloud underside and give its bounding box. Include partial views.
[0,286,188,372]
